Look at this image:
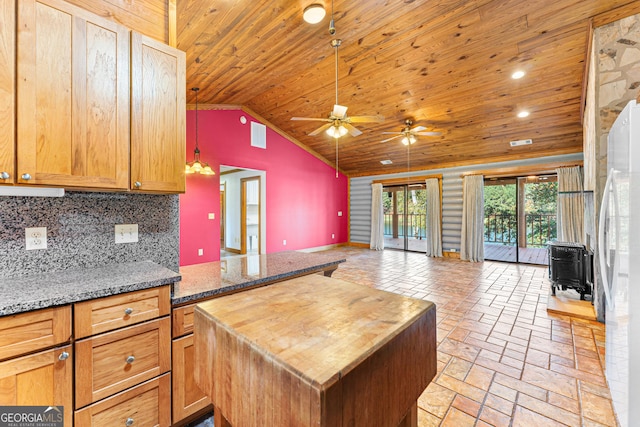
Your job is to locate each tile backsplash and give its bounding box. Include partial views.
[0,191,179,278]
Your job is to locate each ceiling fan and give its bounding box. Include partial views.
[291,38,384,138]
[381,119,442,145]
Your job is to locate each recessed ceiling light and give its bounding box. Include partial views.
[380,160,393,165]
[303,4,326,24]
[512,70,525,79]
[517,111,530,118]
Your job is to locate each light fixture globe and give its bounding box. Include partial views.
[326,124,347,138]
[303,4,326,24]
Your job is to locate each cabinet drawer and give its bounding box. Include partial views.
[75,373,171,427]
[75,317,171,408]
[0,306,71,360]
[75,286,170,338]
[172,303,196,338]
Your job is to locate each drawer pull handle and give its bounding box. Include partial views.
[21,173,31,181]
[134,181,141,189]
[125,418,134,426]
[126,355,135,364]
[58,351,69,361]
[0,171,9,180]
[124,307,133,315]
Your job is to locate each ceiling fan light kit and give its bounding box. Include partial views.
[327,124,348,138]
[381,118,442,144]
[303,4,326,24]
[401,135,417,145]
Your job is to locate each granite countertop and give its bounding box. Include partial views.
[0,261,181,316]
[172,251,346,305]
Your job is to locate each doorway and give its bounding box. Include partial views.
[483,175,557,264]
[219,166,266,258]
[382,183,427,253]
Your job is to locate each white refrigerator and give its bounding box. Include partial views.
[599,99,640,427]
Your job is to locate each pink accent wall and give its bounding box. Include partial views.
[179,110,349,266]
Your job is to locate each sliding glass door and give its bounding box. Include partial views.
[484,178,518,262]
[484,175,557,264]
[382,183,427,253]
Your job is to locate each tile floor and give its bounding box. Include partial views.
[323,247,617,427]
[192,246,617,426]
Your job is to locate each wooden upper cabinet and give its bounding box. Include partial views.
[0,1,15,185]
[16,0,130,189]
[131,32,186,194]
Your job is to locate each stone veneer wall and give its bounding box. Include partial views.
[0,192,179,278]
[587,13,640,321]
[596,14,640,192]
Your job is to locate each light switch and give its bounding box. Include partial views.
[338,211,343,216]
[115,224,138,244]
[198,249,204,256]
[208,213,215,220]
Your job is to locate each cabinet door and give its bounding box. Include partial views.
[131,31,186,193]
[172,334,210,424]
[0,345,73,427]
[16,0,130,189]
[0,0,14,185]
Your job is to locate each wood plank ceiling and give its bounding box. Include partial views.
[177,0,639,177]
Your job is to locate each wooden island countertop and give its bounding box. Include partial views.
[194,274,437,427]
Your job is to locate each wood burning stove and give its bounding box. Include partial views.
[548,241,593,300]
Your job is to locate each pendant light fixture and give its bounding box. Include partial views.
[185,87,215,175]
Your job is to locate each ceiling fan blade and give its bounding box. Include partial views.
[349,115,385,123]
[344,123,362,137]
[415,131,442,136]
[381,131,402,135]
[381,134,403,143]
[291,117,331,122]
[411,126,427,132]
[308,123,333,136]
[332,104,348,119]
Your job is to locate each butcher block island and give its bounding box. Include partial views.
[194,274,437,427]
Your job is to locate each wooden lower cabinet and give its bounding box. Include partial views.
[172,334,210,423]
[75,373,170,426]
[0,305,71,361]
[0,344,73,427]
[74,286,171,339]
[75,317,171,408]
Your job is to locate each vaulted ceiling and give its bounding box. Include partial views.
[177,0,639,177]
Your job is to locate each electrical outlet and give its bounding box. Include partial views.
[198,249,203,256]
[283,239,287,246]
[25,227,47,250]
[338,211,343,216]
[115,224,138,244]
[332,234,335,239]
[208,213,215,220]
